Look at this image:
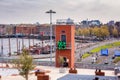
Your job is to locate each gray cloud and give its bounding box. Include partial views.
[0,0,120,24]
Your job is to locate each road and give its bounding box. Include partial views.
[75,39,120,63]
[74,39,120,70]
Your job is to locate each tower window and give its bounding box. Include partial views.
[61,30,65,33]
[61,35,66,42]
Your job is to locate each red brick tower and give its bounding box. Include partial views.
[55,25,75,68]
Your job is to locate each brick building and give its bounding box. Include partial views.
[16,24,37,35]
[37,24,55,37]
[0,24,16,35]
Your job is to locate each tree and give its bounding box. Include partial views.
[78,28,83,36]
[14,48,35,80]
[75,29,79,36]
[88,27,94,36]
[77,28,90,36]
[92,26,109,39]
[92,27,100,37]
[112,27,118,37]
[82,28,90,36]
[59,56,64,67]
[100,26,110,39]
[108,25,114,36]
[58,56,66,73]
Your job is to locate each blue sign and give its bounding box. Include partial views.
[101,49,108,56]
[114,50,120,57]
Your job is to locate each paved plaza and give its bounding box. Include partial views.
[0,65,117,80]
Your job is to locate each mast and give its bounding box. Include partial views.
[28,27,31,49]
[8,35,11,56]
[8,27,11,56]
[1,36,3,56]
[16,35,19,55]
[22,26,24,48]
[19,41,20,53]
[32,27,34,46]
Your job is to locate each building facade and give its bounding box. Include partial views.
[16,24,37,35]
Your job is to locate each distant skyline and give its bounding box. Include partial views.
[0,0,120,24]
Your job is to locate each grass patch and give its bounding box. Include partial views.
[82,41,120,59]
[82,53,91,59]
[90,44,112,53]
[91,41,120,53]
[113,57,120,63]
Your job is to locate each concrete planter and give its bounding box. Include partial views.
[59,68,65,73]
[35,72,45,76]
[69,68,77,74]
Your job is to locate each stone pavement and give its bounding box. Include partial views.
[0,65,116,80]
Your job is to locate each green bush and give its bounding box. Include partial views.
[113,57,120,63]
[82,53,91,59]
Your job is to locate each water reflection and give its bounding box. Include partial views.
[0,38,40,56]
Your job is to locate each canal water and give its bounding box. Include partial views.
[0,38,41,56]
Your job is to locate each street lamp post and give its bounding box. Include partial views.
[16,35,19,55]
[1,39,3,69]
[46,10,56,64]
[22,28,24,48]
[8,34,11,56]
[1,36,3,56]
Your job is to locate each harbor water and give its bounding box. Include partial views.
[0,38,41,56]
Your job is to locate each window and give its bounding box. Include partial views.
[61,35,66,42]
[61,30,65,33]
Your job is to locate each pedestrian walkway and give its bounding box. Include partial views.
[0,65,116,80]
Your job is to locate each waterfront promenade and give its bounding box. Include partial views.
[0,39,120,70]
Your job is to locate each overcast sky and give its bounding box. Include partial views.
[0,0,120,24]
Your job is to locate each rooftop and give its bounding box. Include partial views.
[57,74,117,80]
